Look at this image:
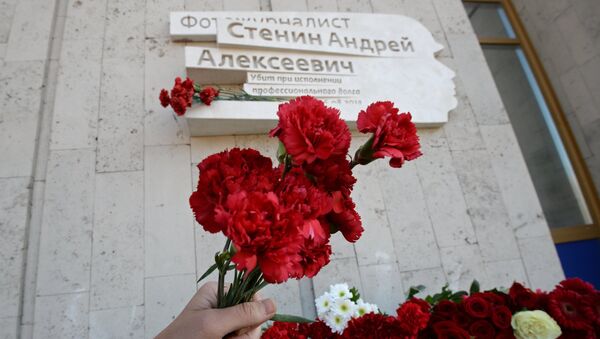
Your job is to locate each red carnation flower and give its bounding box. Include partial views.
[199,86,219,105]
[325,194,363,242]
[159,89,170,107]
[491,305,512,329]
[160,77,195,116]
[558,278,596,296]
[263,322,307,339]
[396,299,431,335]
[303,156,356,194]
[432,321,470,339]
[469,320,495,338]
[463,296,491,319]
[355,101,422,168]
[190,148,277,233]
[270,96,351,165]
[342,313,407,338]
[299,320,337,339]
[546,289,594,330]
[509,282,541,310]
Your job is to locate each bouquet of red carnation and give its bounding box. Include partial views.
[159,77,219,116]
[160,84,423,317]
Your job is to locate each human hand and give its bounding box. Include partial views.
[155,282,276,339]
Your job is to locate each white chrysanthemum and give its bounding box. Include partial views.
[355,299,378,317]
[332,298,357,318]
[329,283,351,299]
[324,313,350,334]
[315,292,335,316]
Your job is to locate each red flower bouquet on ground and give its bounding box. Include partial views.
[160,86,423,316]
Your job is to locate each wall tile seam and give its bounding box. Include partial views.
[144,272,199,280]
[18,0,69,336]
[430,0,454,58]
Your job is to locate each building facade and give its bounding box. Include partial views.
[0,0,596,338]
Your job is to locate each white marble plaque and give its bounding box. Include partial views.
[170,12,456,136]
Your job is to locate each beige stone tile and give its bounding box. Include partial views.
[261,280,303,316]
[144,145,196,277]
[556,7,596,66]
[431,0,474,36]
[91,172,144,310]
[359,264,403,314]
[33,292,89,339]
[271,0,307,11]
[4,0,56,61]
[0,0,18,43]
[37,150,95,295]
[62,0,107,41]
[336,0,372,12]
[440,244,487,292]
[50,38,103,150]
[0,178,29,318]
[0,316,19,339]
[223,0,260,10]
[483,259,529,290]
[480,124,550,239]
[190,136,236,163]
[312,258,363,298]
[89,306,144,339]
[415,130,477,247]
[353,164,397,266]
[184,0,223,10]
[377,161,441,271]
[145,0,184,38]
[96,57,144,172]
[306,0,337,11]
[145,274,196,339]
[103,0,145,59]
[518,236,564,291]
[452,149,520,262]
[399,267,447,300]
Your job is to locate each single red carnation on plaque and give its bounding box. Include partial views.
[190,148,277,233]
[342,313,406,339]
[491,305,512,329]
[159,89,170,107]
[355,101,422,168]
[162,77,195,116]
[270,96,351,165]
[469,320,495,338]
[262,322,307,339]
[463,296,491,319]
[396,299,431,335]
[432,321,471,339]
[199,86,219,105]
[546,289,594,330]
[509,282,541,310]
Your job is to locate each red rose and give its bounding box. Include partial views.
[270,96,351,165]
[199,86,219,105]
[432,321,470,339]
[396,299,431,335]
[509,282,541,310]
[262,322,307,339]
[159,89,170,107]
[469,320,495,338]
[478,291,508,306]
[491,305,512,329]
[546,289,594,330]
[463,296,491,318]
[433,300,458,319]
[342,313,406,338]
[355,101,422,168]
[190,148,277,233]
[495,328,516,339]
[452,309,473,329]
[325,194,363,242]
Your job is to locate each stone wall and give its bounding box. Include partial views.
[513,0,600,194]
[0,0,565,338]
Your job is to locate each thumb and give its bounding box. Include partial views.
[208,299,276,335]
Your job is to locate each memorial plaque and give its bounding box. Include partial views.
[170,12,457,136]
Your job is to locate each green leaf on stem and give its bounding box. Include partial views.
[406,285,425,299]
[197,263,218,283]
[277,141,287,165]
[350,287,361,302]
[469,280,480,294]
[271,313,314,323]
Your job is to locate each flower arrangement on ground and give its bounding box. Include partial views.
[262,277,600,338]
[159,79,423,318]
